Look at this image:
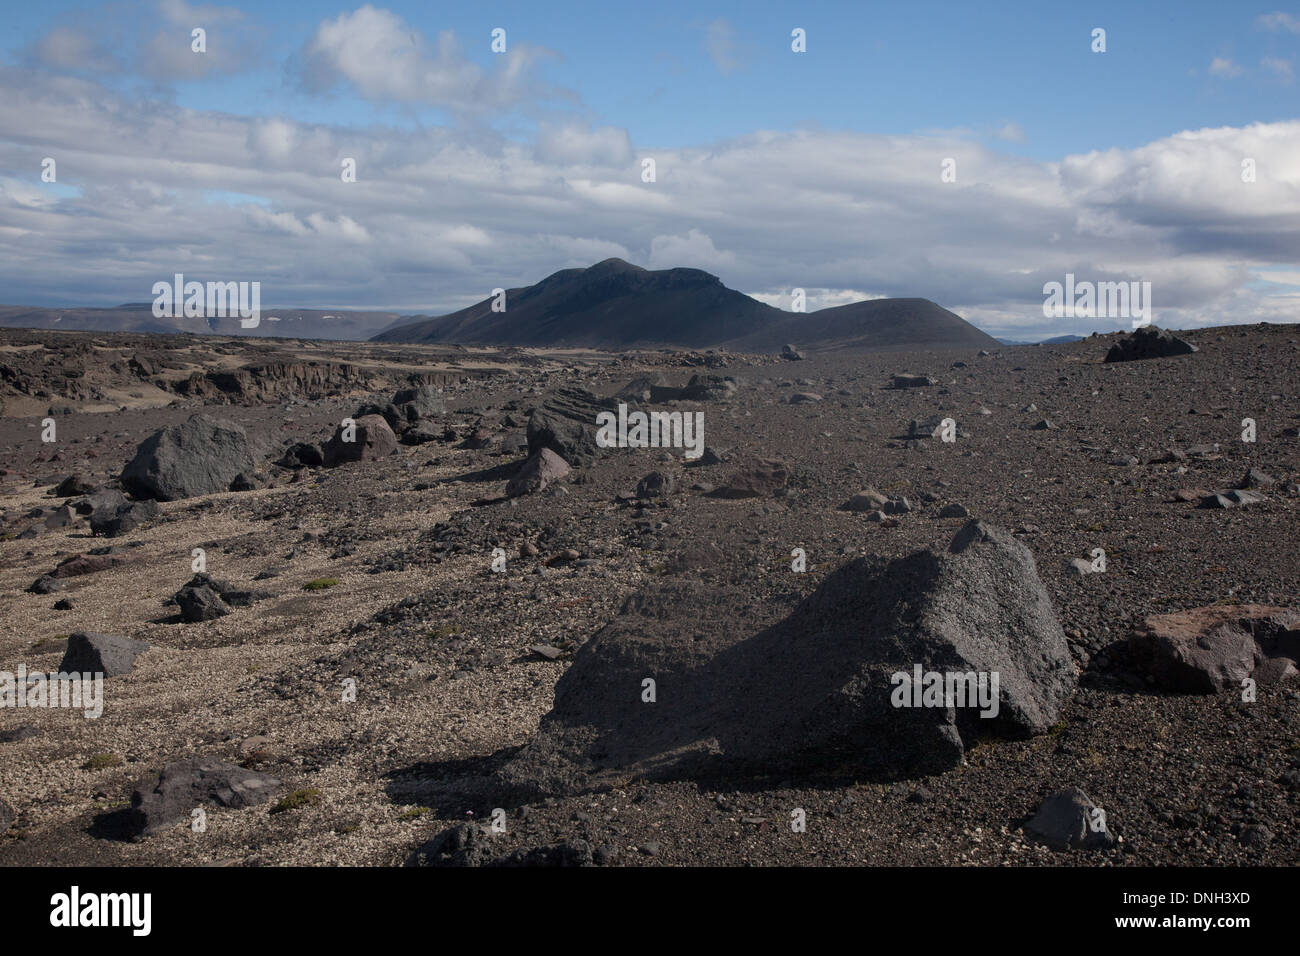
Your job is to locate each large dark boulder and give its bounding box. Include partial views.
[277,442,324,469]
[73,488,127,517]
[51,552,132,578]
[55,474,98,497]
[127,758,281,837]
[173,574,272,622]
[526,388,617,467]
[706,458,789,498]
[121,415,258,501]
[616,374,667,402]
[648,374,737,403]
[891,374,937,388]
[497,521,1076,796]
[175,585,230,622]
[400,421,443,445]
[505,448,571,498]
[89,499,159,537]
[391,385,446,422]
[322,414,398,467]
[1104,326,1198,363]
[411,822,497,867]
[354,402,405,432]
[355,386,447,433]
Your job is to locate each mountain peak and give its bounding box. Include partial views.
[587,257,644,274]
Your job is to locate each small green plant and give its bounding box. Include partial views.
[271,788,323,814]
[427,624,460,639]
[83,753,122,771]
[302,578,339,591]
[398,807,430,821]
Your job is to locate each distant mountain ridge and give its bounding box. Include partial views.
[0,304,403,341]
[375,258,998,353]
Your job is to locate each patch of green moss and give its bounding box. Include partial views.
[83,753,122,770]
[302,578,339,591]
[427,624,460,639]
[270,788,323,814]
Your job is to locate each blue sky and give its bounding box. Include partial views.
[7,0,1296,153]
[1,0,1298,336]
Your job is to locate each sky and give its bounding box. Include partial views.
[1,0,1298,338]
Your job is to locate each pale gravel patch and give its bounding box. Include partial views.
[1,433,583,864]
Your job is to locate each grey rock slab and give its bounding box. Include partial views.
[59,632,149,677]
[127,758,281,838]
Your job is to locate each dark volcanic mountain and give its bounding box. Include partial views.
[374,259,998,353]
[374,258,784,349]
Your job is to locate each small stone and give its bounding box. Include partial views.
[1024,788,1115,850]
[1068,558,1096,577]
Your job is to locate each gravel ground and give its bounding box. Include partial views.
[1,324,1298,866]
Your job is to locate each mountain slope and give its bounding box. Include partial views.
[721,297,999,353]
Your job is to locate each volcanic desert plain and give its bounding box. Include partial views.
[1,322,1298,867]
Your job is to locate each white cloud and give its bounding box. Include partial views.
[28,0,261,81]
[749,288,883,311]
[1252,268,1300,286]
[1262,56,1294,81]
[705,19,743,75]
[648,229,737,271]
[1258,12,1300,33]
[248,119,297,162]
[31,26,120,72]
[994,122,1027,143]
[535,122,633,167]
[1209,57,1244,78]
[298,5,550,112]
